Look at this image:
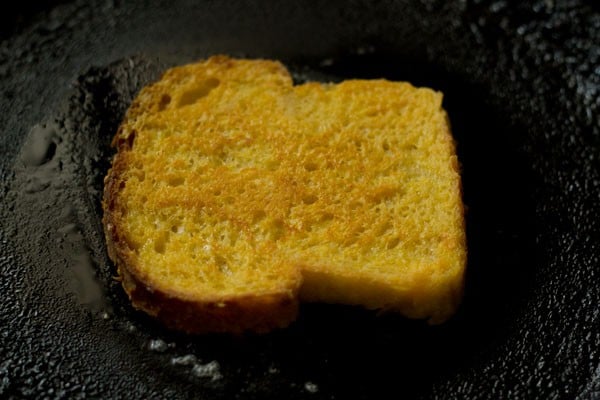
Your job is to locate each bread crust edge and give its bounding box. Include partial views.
[102,141,300,334]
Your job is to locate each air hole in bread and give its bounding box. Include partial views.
[302,194,318,205]
[343,235,358,247]
[226,231,238,247]
[266,159,280,171]
[377,221,392,236]
[177,78,220,107]
[269,219,285,241]
[370,186,400,204]
[382,140,390,151]
[387,237,400,250]
[134,170,145,182]
[154,232,170,254]
[158,94,171,111]
[304,161,318,171]
[117,131,136,150]
[319,212,334,224]
[168,176,185,186]
[349,201,363,210]
[215,255,231,275]
[127,131,136,148]
[252,210,267,224]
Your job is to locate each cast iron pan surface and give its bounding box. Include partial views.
[1,1,599,399]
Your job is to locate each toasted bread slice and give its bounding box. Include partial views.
[103,55,466,333]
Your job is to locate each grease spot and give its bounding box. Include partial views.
[57,216,109,313]
[20,123,59,167]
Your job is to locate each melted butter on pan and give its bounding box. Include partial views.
[15,118,112,315]
[56,216,108,313]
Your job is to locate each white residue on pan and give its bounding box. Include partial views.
[171,354,198,366]
[192,361,222,381]
[147,339,168,352]
[170,354,222,381]
[304,381,319,393]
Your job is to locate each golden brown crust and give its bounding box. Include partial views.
[102,56,303,333]
[103,145,299,334]
[118,264,298,334]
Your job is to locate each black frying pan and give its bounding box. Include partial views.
[1,1,599,399]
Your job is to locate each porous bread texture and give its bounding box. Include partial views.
[103,55,466,333]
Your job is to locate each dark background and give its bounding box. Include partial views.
[1,1,599,399]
